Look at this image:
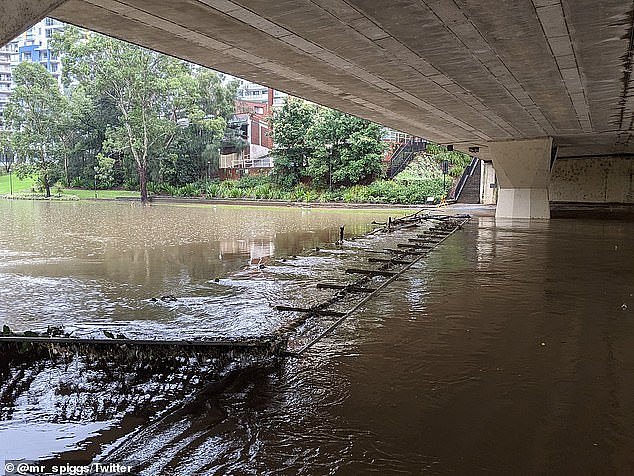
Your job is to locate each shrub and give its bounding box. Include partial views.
[175,183,201,197]
[70,176,91,189]
[205,182,220,198]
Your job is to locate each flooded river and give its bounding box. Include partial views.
[1,200,633,474]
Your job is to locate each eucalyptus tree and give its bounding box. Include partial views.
[0,129,14,174]
[57,29,178,202]
[4,62,66,197]
[55,27,235,199]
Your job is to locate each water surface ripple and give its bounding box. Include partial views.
[1,201,633,474]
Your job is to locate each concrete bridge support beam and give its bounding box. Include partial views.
[0,0,67,47]
[489,137,553,219]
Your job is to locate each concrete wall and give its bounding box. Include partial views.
[480,160,498,205]
[550,156,634,203]
[250,143,269,161]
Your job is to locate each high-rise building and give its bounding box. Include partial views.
[0,18,65,125]
[11,18,65,86]
[0,44,15,118]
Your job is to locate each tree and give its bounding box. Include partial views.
[196,70,238,121]
[4,62,66,197]
[0,129,14,174]
[163,105,227,186]
[54,27,235,198]
[57,84,98,186]
[270,98,317,188]
[307,108,385,189]
[94,153,115,189]
[157,70,235,185]
[270,99,386,189]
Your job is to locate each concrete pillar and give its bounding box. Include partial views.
[489,137,553,219]
[0,0,67,47]
[479,160,498,205]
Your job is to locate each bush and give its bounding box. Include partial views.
[135,175,446,205]
[234,174,269,190]
[175,183,201,197]
[205,182,220,198]
[70,176,91,189]
[123,177,139,191]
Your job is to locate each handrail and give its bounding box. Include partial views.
[387,141,409,176]
[387,139,426,178]
[452,157,480,200]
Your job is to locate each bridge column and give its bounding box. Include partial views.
[489,137,553,219]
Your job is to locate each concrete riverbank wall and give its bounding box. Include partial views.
[550,156,634,203]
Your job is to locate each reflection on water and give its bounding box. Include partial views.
[2,201,634,474]
[0,200,409,462]
[110,216,633,475]
[0,201,400,339]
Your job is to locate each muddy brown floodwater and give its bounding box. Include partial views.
[1,200,633,474]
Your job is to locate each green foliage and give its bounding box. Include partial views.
[13,163,38,181]
[196,70,239,121]
[306,108,386,188]
[342,181,438,205]
[393,144,473,197]
[52,26,235,201]
[270,98,316,187]
[271,100,386,189]
[94,153,115,189]
[394,154,443,183]
[425,143,472,178]
[0,130,14,173]
[4,62,66,197]
[202,144,220,179]
[144,174,443,205]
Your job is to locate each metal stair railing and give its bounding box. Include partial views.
[387,139,426,178]
[451,157,480,200]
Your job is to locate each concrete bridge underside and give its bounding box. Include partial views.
[2,0,634,218]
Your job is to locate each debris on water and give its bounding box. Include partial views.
[336,225,345,245]
[0,209,470,463]
[621,303,629,311]
[47,325,64,337]
[148,295,178,302]
[541,342,546,346]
